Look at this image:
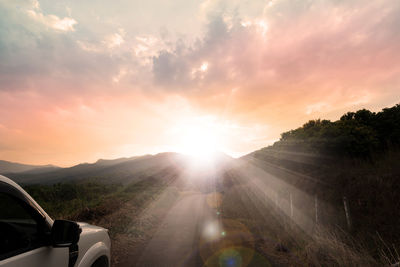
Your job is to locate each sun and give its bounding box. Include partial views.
[173,118,222,162]
[180,127,219,161]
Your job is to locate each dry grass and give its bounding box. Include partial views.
[219,182,390,266]
[302,227,378,266]
[376,232,400,267]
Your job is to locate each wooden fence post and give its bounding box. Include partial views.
[343,196,352,231]
[315,194,318,225]
[290,193,293,219]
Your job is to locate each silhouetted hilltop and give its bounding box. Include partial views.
[5,153,183,185]
[252,104,400,158]
[0,160,59,174]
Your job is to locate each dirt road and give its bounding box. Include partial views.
[108,187,291,267]
[135,193,214,267]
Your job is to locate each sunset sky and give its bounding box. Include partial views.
[1,0,399,166]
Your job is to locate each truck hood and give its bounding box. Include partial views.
[77,222,108,235]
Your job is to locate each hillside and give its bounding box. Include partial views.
[5,153,185,185]
[0,160,59,174]
[244,104,400,261]
[259,104,400,158]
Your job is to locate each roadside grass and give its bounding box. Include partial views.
[23,182,124,219]
[303,227,378,266]
[22,176,172,228]
[220,182,388,266]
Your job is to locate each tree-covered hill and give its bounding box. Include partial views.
[245,104,400,260]
[270,104,400,158]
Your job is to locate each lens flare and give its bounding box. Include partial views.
[200,218,256,266]
[202,220,223,241]
[218,248,242,267]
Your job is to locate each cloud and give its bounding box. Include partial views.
[152,0,400,112]
[152,49,191,86]
[27,9,77,32]
[0,1,126,93]
[4,0,78,32]
[104,29,125,48]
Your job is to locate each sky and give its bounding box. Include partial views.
[0,0,400,166]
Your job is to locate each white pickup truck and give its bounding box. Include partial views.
[0,175,111,267]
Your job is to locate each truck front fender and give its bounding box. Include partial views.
[77,242,110,267]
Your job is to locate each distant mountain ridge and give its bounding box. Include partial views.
[0,160,59,174]
[4,152,233,186]
[4,153,185,185]
[94,156,141,166]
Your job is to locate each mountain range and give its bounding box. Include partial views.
[1,152,234,186]
[0,160,59,174]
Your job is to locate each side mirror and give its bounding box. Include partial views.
[51,220,81,247]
